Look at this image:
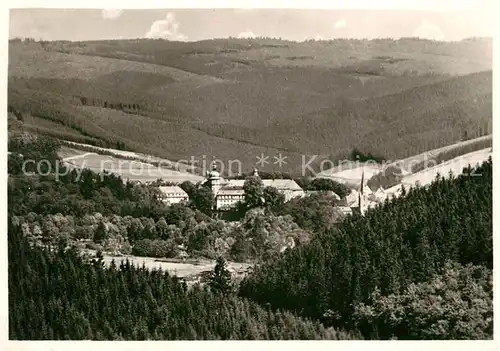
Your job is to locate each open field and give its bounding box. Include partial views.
[315,135,492,189]
[384,147,492,196]
[62,141,197,173]
[384,134,492,174]
[60,146,204,183]
[315,162,383,188]
[9,38,492,175]
[64,141,152,159]
[95,252,252,279]
[400,147,492,187]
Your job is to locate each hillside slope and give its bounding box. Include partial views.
[316,135,492,188]
[239,158,492,338]
[59,145,204,184]
[8,38,492,175]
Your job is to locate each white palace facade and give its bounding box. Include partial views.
[203,164,305,210]
[158,185,189,205]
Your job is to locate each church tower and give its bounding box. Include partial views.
[207,163,222,195]
[359,170,366,216]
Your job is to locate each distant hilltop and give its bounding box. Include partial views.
[8,36,491,174]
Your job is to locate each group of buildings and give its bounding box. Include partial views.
[158,164,305,210]
[158,163,391,216]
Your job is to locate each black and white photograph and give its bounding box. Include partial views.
[5,2,495,344]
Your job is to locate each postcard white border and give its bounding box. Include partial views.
[1,1,498,350]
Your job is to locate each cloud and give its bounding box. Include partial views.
[302,35,329,42]
[101,9,123,20]
[413,19,445,40]
[237,31,256,39]
[21,27,45,41]
[145,12,188,41]
[333,19,347,29]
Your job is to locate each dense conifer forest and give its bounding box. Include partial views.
[8,130,493,340]
[239,158,493,339]
[8,221,353,340]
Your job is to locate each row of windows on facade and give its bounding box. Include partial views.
[160,194,242,200]
[161,194,188,198]
[218,195,244,199]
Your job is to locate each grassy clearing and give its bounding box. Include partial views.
[96,251,252,279]
[401,148,492,187]
[315,164,382,188]
[383,146,492,196]
[61,147,204,183]
[316,135,492,190]
[62,141,196,173]
[385,135,492,174]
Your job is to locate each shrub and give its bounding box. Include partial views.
[132,239,177,258]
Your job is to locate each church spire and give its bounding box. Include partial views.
[359,170,365,216]
[360,170,364,194]
[207,162,222,199]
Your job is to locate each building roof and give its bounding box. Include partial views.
[345,190,359,206]
[158,186,188,196]
[360,185,373,195]
[385,183,404,198]
[220,179,303,192]
[224,179,245,188]
[338,206,353,214]
[262,179,303,191]
[375,187,386,196]
[306,190,341,200]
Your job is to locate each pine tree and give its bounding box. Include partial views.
[207,257,233,295]
[93,222,107,243]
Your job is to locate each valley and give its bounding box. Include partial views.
[8,28,493,341]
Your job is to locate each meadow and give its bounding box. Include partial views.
[96,251,252,281]
[60,146,204,184]
[315,135,492,189]
[400,147,492,187]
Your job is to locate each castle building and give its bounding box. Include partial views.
[204,164,305,210]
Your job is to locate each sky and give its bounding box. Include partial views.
[9,8,494,42]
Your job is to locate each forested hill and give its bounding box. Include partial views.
[8,37,492,174]
[8,220,354,340]
[238,158,492,339]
